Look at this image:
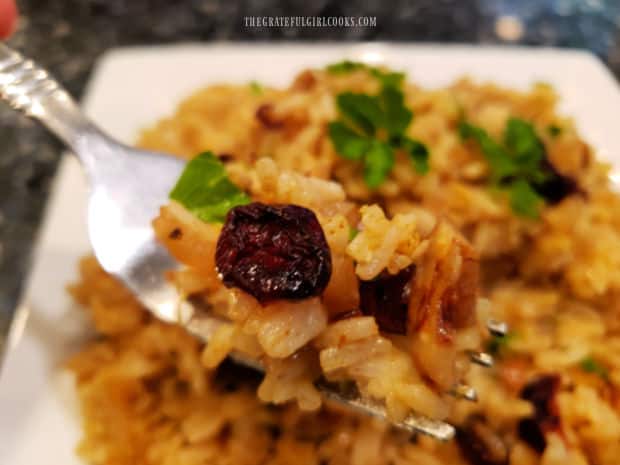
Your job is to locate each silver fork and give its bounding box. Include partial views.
[0,43,506,441]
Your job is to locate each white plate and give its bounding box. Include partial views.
[1,44,620,464]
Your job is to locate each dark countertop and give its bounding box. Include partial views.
[1,0,620,351]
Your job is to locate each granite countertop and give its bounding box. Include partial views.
[1,0,620,351]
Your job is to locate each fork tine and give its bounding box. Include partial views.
[450,383,478,401]
[469,350,494,367]
[486,319,509,337]
[397,412,455,440]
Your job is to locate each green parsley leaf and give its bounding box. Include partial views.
[325,60,405,89]
[460,116,577,218]
[486,332,516,356]
[363,140,395,189]
[504,118,545,174]
[370,68,406,88]
[401,136,429,174]
[349,226,359,241]
[459,121,517,182]
[328,122,369,160]
[169,152,250,223]
[459,118,562,218]
[336,92,383,135]
[327,64,429,189]
[380,86,413,136]
[249,81,263,95]
[547,124,562,138]
[509,179,544,218]
[580,357,609,380]
[326,60,367,74]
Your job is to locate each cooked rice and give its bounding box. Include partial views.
[66,67,620,465]
[152,155,477,416]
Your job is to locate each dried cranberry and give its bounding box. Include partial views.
[517,418,547,453]
[358,266,415,334]
[456,414,508,465]
[215,202,332,303]
[520,375,561,415]
[517,374,561,453]
[534,159,578,205]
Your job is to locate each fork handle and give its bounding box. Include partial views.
[0,43,105,168]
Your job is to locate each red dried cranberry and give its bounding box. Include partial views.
[215,202,332,303]
[358,266,415,334]
[520,375,561,415]
[517,418,547,453]
[517,374,561,453]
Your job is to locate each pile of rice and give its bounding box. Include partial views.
[152,155,479,420]
[67,67,620,465]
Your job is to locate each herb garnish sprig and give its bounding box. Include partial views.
[459,117,575,218]
[170,152,250,223]
[326,61,429,189]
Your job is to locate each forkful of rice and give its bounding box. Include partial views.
[0,43,506,441]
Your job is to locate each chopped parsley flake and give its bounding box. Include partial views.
[363,139,395,189]
[509,179,544,219]
[328,121,369,160]
[249,81,263,95]
[369,68,406,88]
[326,60,367,74]
[400,136,430,175]
[486,332,517,356]
[580,357,609,380]
[326,60,405,88]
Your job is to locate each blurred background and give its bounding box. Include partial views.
[1,0,620,348]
